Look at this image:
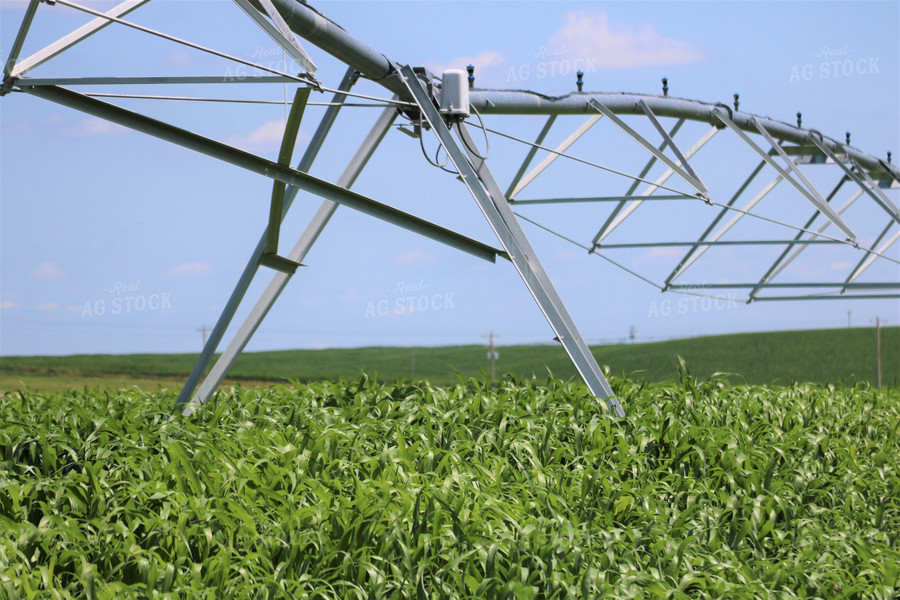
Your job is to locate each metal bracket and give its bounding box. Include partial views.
[258,253,303,274]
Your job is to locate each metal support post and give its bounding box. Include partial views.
[176,69,358,409]
[396,64,624,417]
[182,104,398,414]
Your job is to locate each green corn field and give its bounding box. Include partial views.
[1,370,898,598]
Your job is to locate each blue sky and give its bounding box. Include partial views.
[1,0,898,356]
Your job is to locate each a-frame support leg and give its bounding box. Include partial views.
[181,104,398,414]
[396,65,625,416]
[175,68,358,411]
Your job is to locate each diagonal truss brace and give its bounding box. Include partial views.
[843,225,900,290]
[508,114,602,200]
[636,100,707,196]
[182,104,399,415]
[752,117,860,242]
[667,170,784,286]
[7,0,149,80]
[593,126,718,246]
[232,0,318,78]
[2,0,39,83]
[748,181,861,301]
[590,99,708,197]
[177,67,358,410]
[714,109,856,242]
[396,64,624,417]
[505,115,557,199]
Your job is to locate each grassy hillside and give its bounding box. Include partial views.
[0,327,896,391]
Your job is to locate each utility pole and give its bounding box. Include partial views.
[197,325,210,376]
[848,310,852,328]
[629,325,636,343]
[483,332,499,384]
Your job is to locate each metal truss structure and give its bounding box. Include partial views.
[4,0,898,417]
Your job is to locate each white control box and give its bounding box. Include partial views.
[439,69,469,118]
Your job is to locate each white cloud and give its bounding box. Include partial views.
[394,249,435,266]
[165,262,213,278]
[226,119,309,153]
[0,301,21,310]
[830,260,853,270]
[31,262,66,280]
[36,302,59,311]
[635,246,680,263]
[166,48,195,68]
[546,12,706,70]
[66,117,129,137]
[555,247,589,260]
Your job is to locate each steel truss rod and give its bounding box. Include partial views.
[669,282,900,290]
[21,84,502,264]
[182,103,399,415]
[512,209,665,290]
[666,172,784,284]
[175,67,358,410]
[508,114,603,199]
[512,211,665,291]
[663,160,767,288]
[599,239,841,249]
[591,119,685,247]
[805,134,900,225]
[505,115,556,198]
[81,92,394,107]
[15,76,415,108]
[477,123,695,199]
[753,294,900,301]
[593,126,718,246]
[9,0,148,79]
[846,154,900,224]
[714,109,856,241]
[590,99,707,197]
[701,195,885,253]
[2,0,39,81]
[49,0,318,87]
[843,226,900,290]
[637,101,706,194]
[752,117,860,241]
[232,0,317,77]
[19,75,297,85]
[395,64,624,417]
[748,179,858,301]
[513,194,693,205]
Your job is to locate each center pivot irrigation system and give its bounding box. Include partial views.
[4,0,898,417]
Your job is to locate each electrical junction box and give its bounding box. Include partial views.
[439,69,469,118]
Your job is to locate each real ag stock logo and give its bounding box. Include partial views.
[81,280,173,318]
